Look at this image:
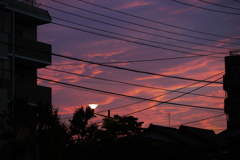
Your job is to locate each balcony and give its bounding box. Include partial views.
[16,0,37,7]
[0,32,8,59]
[230,50,240,56]
[14,36,52,66]
[224,98,240,113]
[223,75,240,90]
[0,88,8,109]
[1,0,51,25]
[15,84,51,105]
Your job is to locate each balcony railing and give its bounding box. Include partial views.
[16,0,38,7]
[224,104,240,112]
[230,50,240,56]
[224,98,240,112]
[15,84,51,104]
[225,98,240,104]
[223,75,240,89]
[14,36,52,65]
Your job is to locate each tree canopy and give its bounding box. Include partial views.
[102,114,144,140]
[68,106,98,143]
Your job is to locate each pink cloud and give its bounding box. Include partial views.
[135,58,223,82]
[159,58,214,75]
[87,50,126,59]
[115,1,157,10]
[169,7,193,15]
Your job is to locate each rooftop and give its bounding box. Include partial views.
[230,50,240,56]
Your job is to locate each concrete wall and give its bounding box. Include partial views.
[0,88,7,111]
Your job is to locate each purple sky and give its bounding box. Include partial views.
[37,0,240,133]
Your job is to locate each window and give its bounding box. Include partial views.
[0,60,10,80]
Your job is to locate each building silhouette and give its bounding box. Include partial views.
[223,50,240,130]
[0,0,52,110]
[142,51,240,159]
[0,1,52,157]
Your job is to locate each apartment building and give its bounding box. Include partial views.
[0,0,52,112]
[223,50,240,130]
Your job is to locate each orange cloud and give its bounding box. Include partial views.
[135,57,223,82]
[160,58,214,75]
[87,50,126,59]
[91,69,104,75]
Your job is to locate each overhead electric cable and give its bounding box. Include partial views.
[99,72,223,113]
[124,76,223,116]
[174,114,225,127]
[39,75,225,122]
[0,41,224,84]
[36,76,223,111]
[49,0,240,45]
[45,67,223,99]
[51,55,216,66]
[172,0,240,15]
[51,22,226,59]
[5,3,237,53]
[50,49,223,84]
[50,16,224,54]
[6,2,236,57]
[199,0,240,11]
[101,55,216,64]
[52,55,206,66]
[2,68,220,110]
[73,0,240,40]
[41,3,235,49]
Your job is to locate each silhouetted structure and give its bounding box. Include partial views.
[142,124,224,159]
[0,0,52,110]
[223,50,240,130]
[0,0,52,156]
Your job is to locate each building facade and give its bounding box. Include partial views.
[223,51,240,130]
[0,1,52,156]
[0,0,52,111]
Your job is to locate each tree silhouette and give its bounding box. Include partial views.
[68,106,98,143]
[37,104,69,160]
[86,115,145,160]
[0,99,69,160]
[102,114,144,141]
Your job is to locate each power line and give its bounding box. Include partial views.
[0,41,224,84]
[123,76,223,116]
[172,113,225,127]
[74,0,240,41]
[51,55,216,66]
[99,72,223,113]
[101,55,221,64]
[41,2,237,49]
[172,0,240,15]
[44,67,223,99]
[52,22,226,59]
[3,3,233,55]
[50,16,225,54]
[3,68,220,110]
[50,51,223,84]
[199,0,240,11]
[40,74,225,125]
[37,76,223,111]
[1,1,227,127]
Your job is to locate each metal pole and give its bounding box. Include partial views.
[108,110,110,118]
[11,10,15,104]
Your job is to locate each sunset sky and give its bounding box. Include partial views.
[37,0,240,133]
